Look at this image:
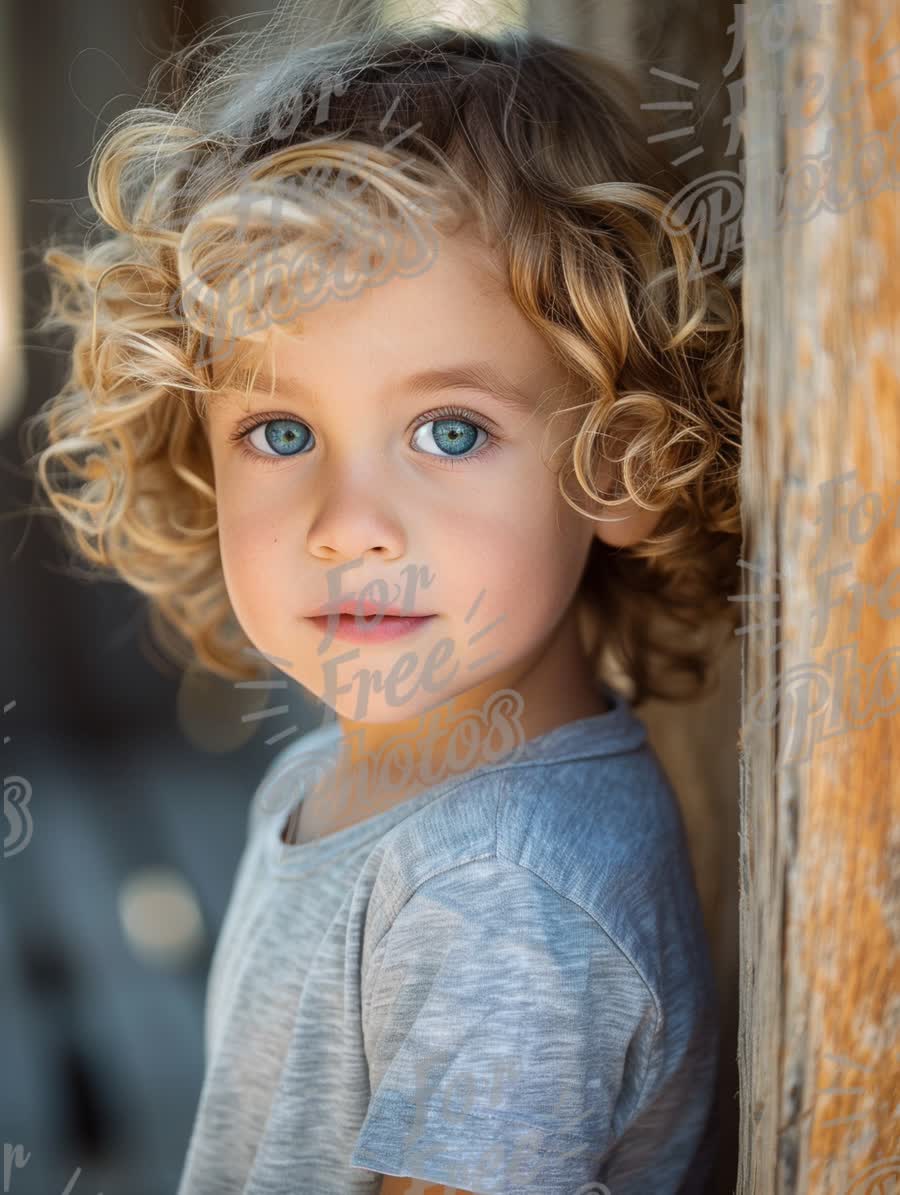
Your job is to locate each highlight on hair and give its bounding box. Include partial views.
[21,2,744,708]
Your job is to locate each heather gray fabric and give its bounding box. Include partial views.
[176,682,720,1194]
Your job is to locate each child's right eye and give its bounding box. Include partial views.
[230,417,315,463]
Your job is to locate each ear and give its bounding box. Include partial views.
[588,454,666,548]
[592,497,665,548]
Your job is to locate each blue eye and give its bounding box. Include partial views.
[411,416,487,458]
[247,418,313,458]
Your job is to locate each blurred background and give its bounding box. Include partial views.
[0,0,743,1192]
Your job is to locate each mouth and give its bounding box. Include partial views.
[306,612,438,644]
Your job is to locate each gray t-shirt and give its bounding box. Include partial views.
[176,682,720,1194]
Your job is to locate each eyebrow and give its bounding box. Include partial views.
[216,361,540,416]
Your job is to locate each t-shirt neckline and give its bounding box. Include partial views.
[262,680,643,874]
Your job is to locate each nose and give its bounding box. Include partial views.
[306,458,406,562]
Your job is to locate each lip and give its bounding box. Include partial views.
[306,612,438,643]
[311,598,429,618]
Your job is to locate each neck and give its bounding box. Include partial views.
[331,598,607,803]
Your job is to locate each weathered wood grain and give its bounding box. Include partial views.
[738,1,900,1190]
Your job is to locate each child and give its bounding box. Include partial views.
[25,7,744,1193]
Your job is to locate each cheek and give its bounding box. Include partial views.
[214,479,296,628]
[437,485,586,636]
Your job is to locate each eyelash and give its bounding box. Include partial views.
[227,404,502,469]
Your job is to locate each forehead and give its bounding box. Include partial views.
[210,356,551,421]
[203,227,573,412]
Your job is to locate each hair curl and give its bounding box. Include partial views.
[22,6,744,708]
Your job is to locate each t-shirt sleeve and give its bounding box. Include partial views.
[350,857,661,1194]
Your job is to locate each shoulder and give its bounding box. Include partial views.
[364,730,711,1010]
[364,727,695,912]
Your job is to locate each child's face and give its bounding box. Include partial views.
[204,226,600,726]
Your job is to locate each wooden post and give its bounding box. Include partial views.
[738,0,900,1190]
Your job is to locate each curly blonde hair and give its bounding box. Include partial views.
[22,7,744,708]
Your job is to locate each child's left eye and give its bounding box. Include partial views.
[228,405,500,467]
[410,412,490,459]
